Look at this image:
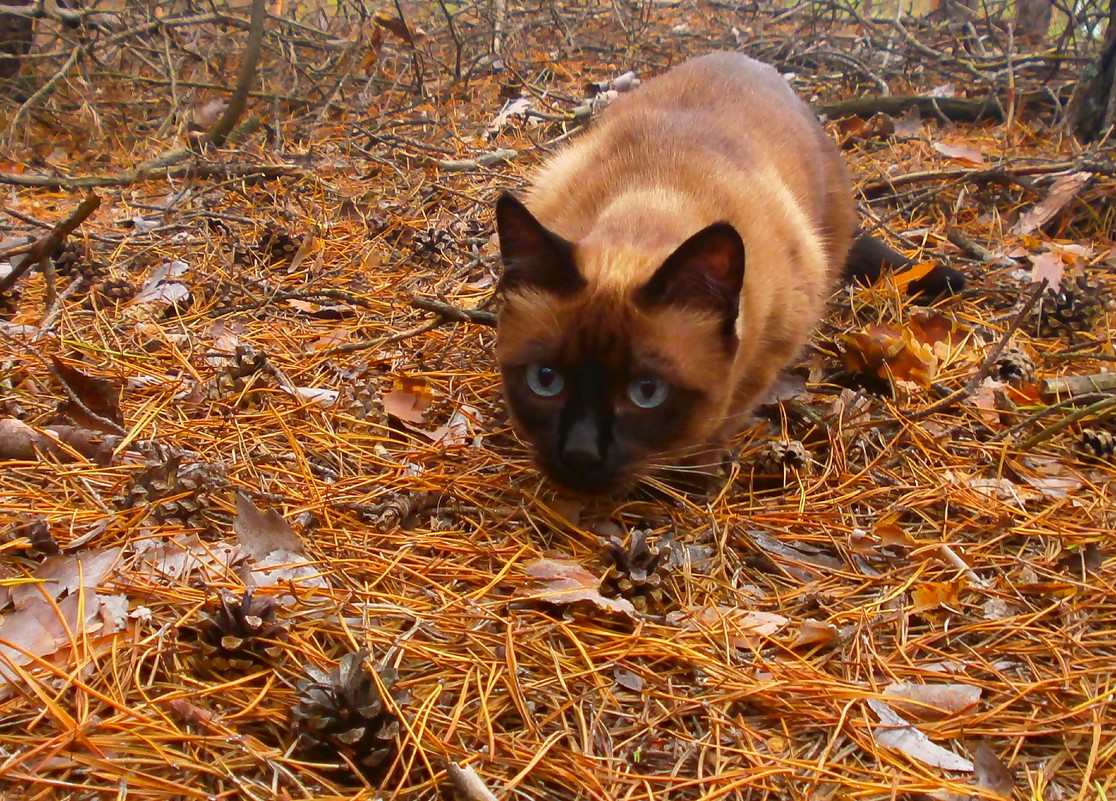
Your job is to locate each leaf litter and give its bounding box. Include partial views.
[0,2,1114,801]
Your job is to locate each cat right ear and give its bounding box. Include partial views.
[495,193,585,295]
[636,222,746,324]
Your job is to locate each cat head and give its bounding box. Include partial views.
[494,193,746,495]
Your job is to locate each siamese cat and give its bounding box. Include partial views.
[495,52,962,495]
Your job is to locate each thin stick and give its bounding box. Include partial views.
[5,45,81,145]
[1016,395,1116,452]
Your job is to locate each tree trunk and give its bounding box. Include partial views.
[1013,0,1053,45]
[927,0,979,24]
[0,0,33,80]
[1071,3,1116,143]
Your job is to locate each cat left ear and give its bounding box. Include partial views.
[495,193,585,295]
[636,222,745,323]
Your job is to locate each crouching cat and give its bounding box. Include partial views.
[494,52,951,495]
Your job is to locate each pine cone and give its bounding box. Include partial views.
[116,453,226,529]
[294,651,408,773]
[991,345,1035,384]
[51,240,107,282]
[0,0,33,80]
[756,439,812,473]
[0,287,20,318]
[209,345,270,406]
[1035,275,1109,339]
[1076,428,1115,461]
[98,279,137,303]
[260,225,300,266]
[600,530,665,613]
[189,591,287,672]
[411,227,454,267]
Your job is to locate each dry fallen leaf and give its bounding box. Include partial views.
[893,106,921,137]
[488,96,534,134]
[933,141,986,166]
[130,260,191,310]
[791,619,839,648]
[233,495,327,596]
[372,10,412,43]
[426,404,484,447]
[835,113,895,149]
[0,593,102,685]
[868,698,975,772]
[136,535,241,585]
[1011,171,1092,236]
[382,375,433,424]
[874,518,916,548]
[667,604,790,647]
[522,559,637,617]
[911,581,963,614]
[882,682,982,719]
[1028,251,1064,292]
[233,493,304,560]
[51,356,124,430]
[972,742,1014,798]
[907,309,967,351]
[972,380,1004,427]
[891,260,940,293]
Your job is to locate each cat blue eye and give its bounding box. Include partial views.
[628,377,669,409]
[525,363,565,397]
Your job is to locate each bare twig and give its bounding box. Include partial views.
[5,45,82,145]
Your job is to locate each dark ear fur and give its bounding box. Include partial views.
[636,222,745,325]
[495,193,585,295]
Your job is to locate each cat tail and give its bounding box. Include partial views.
[844,232,966,300]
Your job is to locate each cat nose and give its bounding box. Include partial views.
[560,418,604,470]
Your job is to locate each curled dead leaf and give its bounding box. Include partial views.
[882,682,982,719]
[933,141,986,166]
[51,356,124,431]
[1011,171,1092,236]
[911,580,963,614]
[840,325,935,388]
[790,619,839,648]
[522,559,637,617]
[868,697,975,771]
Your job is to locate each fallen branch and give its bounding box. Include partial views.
[860,158,1116,199]
[0,193,100,294]
[435,148,517,172]
[818,93,1008,123]
[1039,373,1116,399]
[989,391,1110,443]
[0,161,306,189]
[408,294,496,327]
[5,45,82,145]
[317,296,494,358]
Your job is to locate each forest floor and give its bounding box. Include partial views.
[0,1,1114,799]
